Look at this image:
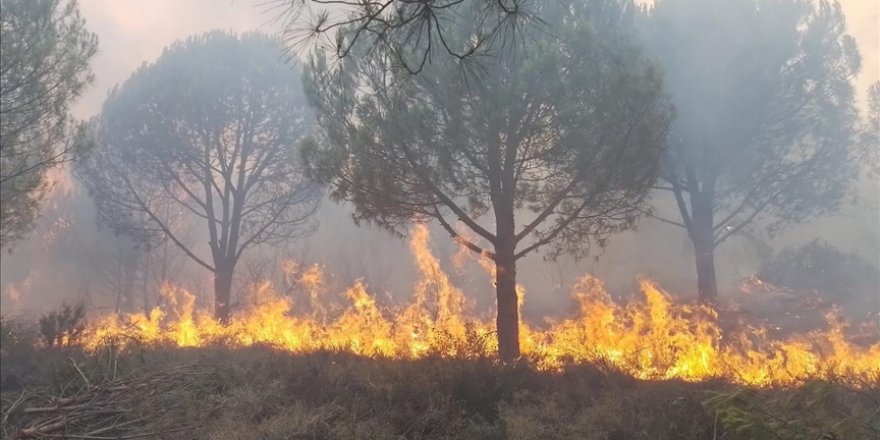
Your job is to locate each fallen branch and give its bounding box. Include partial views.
[2,360,226,439]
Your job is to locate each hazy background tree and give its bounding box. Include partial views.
[642,0,862,301]
[78,32,321,323]
[274,0,537,76]
[860,82,879,176]
[304,0,672,360]
[81,203,190,314]
[757,240,879,319]
[0,0,97,248]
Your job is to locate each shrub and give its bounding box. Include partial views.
[1,317,39,390]
[758,240,879,298]
[2,345,877,440]
[704,381,880,440]
[38,302,86,347]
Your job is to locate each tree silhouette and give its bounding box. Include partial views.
[643,0,861,300]
[304,0,671,360]
[78,32,321,323]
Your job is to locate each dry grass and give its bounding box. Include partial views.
[1,336,878,439]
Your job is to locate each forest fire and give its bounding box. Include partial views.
[4,0,880,437]
[80,226,880,387]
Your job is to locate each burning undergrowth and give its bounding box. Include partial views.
[64,225,880,387]
[1,345,878,440]
[1,225,877,438]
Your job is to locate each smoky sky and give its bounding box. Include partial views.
[71,0,878,121]
[2,0,876,316]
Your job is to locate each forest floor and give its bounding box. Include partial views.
[2,341,878,440]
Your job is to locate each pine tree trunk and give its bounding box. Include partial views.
[141,259,151,314]
[495,245,520,362]
[694,238,717,301]
[121,253,137,312]
[214,263,234,324]
[691,204,718,301]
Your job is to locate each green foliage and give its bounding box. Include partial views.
[0,317,23,353]
[0,317,37,363]
[305,0,671,357]
[305,0,671,257]
[705,382,880,440]
[277,0,536,78]
[0,0,97,247]
[0,317,58,392]
[38,301,86,347]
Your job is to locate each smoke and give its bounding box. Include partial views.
[1,0,877,323]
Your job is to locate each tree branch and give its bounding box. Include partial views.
[432,205,495,259]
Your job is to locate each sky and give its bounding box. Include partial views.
[72,0,284,118]
[72,0,879,120]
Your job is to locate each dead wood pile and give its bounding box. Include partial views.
[1,359,229,439]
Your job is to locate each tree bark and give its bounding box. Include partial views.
[691,202,718,301]
[141,259,151,314]
[121,251,137,313]
[693,237,717,301]
[494,240,520,362]
[214,263,234,324]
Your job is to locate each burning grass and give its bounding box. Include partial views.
[3,225,879,438]
[70,225,880,387]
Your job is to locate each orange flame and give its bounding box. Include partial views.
[81,225,880,386]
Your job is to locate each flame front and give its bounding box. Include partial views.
[81,225,880,386]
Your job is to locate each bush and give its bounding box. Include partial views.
[0,317,32,356]
[0,317,40,391]
[38,302,86,347]
[758,240,880,316]
[2,345,877,440]
[705,381,880,440]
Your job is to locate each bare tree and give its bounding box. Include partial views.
[78,32,322,323]
[304,0,672,360]
[0,0,97,247]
